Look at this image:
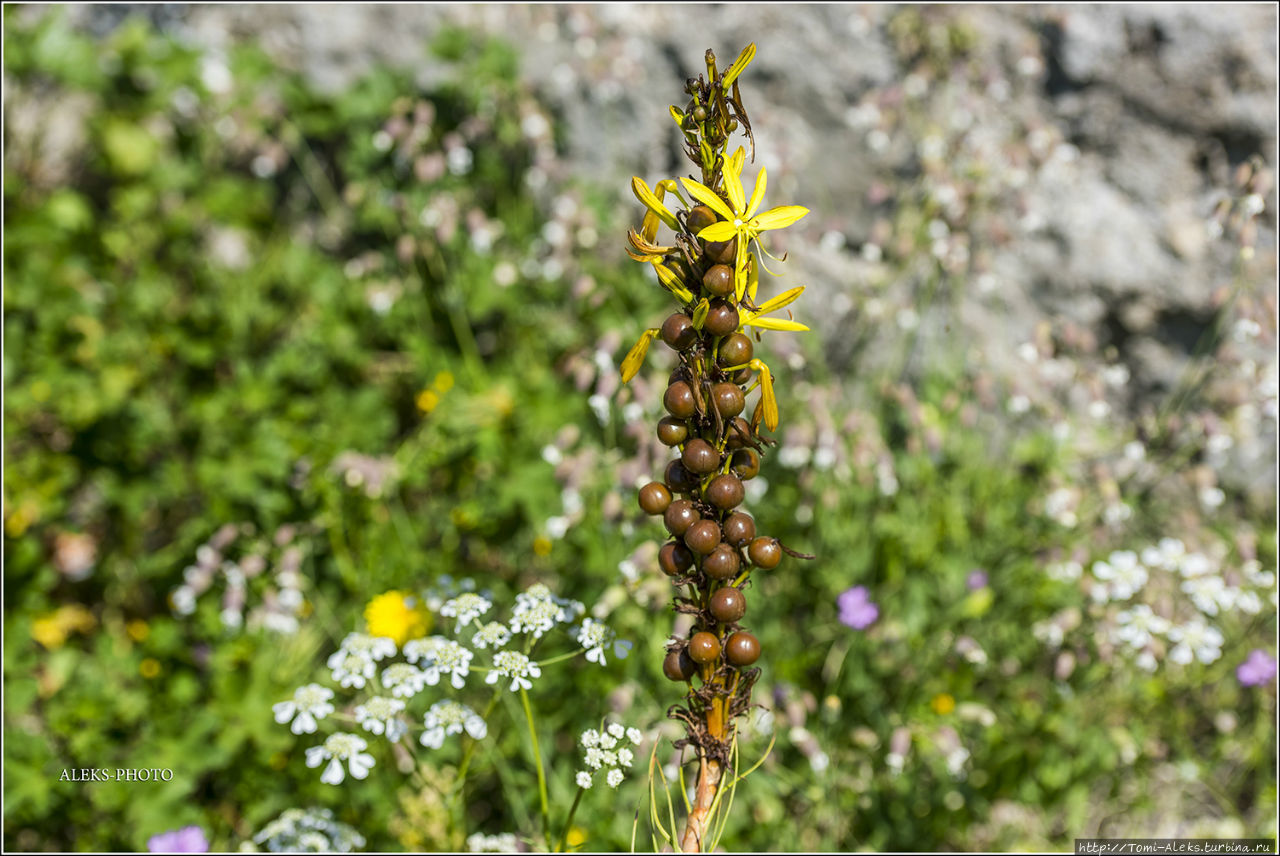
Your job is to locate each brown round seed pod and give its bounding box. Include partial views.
[638,482,672,515]
[718,333,754,368]
[702,542,741,580]
[732,367,753,385]
[705,301,740,337]
[660,313,698,351]
[722,511,756,547]
[663,499,699,537]
[706,473,745,510]
[684,519,722,555]
[663,648,698,681]
[686,205,717,236]
[731,448,761,480]
[712,382,745,419]
[664,381,696,419]
[702,264,734,298]
[747,536,782,569]
[725,631,761,666]
[709,587,747,623]
[687,631,722,664]
[725,417,754,450]
[682,438,720,475]
[658,540,695,576]
[657,416,689,447]
[705,238,736,265]
[664,459,698,494]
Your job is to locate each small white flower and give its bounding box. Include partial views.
[273,684,335,735]
[471,621,512,650]
[328,650,377,689]
[340,632,397,662]
[466,832,520,853]
[606,769,625,788]
[485,650,542,692]
[583,747,609,770]
[1181,575,1235,617]
[510,584,583,638]
[402,635,446,665]
[1167,618,1224,665]
[305,733,375,785]
[381,662,430,699]
[626,727,643,745]
[576,618,615,665]
[607,722,626,740]
[441,593,493,631]
[580,728,601,749]
[1178,552,1216,578]
[576,771,593,789]
[1113,605,1171,649]
[420,700,487,749]
[616,747,634,768]
[354,696,407,741]
[406,638,473,689]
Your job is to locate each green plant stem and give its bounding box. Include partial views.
[520,687,552,847]
[555,786,586,853]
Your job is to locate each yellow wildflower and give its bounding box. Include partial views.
[31,604,96,650]
[931,693,956,715]
[364,590,432,647]
[140,658,161,679]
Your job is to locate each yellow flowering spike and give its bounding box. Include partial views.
[744,316,810,332]
[721,43,757,91]
[723,147,747,214]
[621,328,660,383]
[751,286,806,316]
[681,177,734,223]
[631,177,680,232]
[653,262,695,304]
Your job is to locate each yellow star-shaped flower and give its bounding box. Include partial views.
[681,148,809,300]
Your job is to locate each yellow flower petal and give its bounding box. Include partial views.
[745,167,767,220]
[631,177,680,231]
[723,148,747,215]
[620,328,659,383]
[681,178,734,222]
[652,262,695,304]
[758,363,779,432]
[744,316,810,332]
[752,286,805,316]
[721,43,757,91]
[697,222,738,243]
[751,205,809,232]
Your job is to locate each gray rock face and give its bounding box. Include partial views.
[72,4,1278,412]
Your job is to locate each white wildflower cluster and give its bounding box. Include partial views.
[1055,537,1276,671]
[575,722,643,789]
[248,807,366,853]
[466,832,519,853]
[276,579,630,788]
[575,617,632,666]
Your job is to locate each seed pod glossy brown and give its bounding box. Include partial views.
[684,519,721,555]
[686,205,717,236]
[712,382,745,419]
[709,587,747,623]
[731,448,760,480]
[658,540,695,576]
[638,482,672,515]
[663,648,698,681]
[706,473,745,510]
[705,238,736,265]
[664,459,698,494]
[682,438,720,475]
[747,536,782,569]
[725,631,761,666]
[664,381,696,419]
[657,416,689,447]
[663,499,699,537]
[660,313,698,351]
[722,511,756,547]
[687,631,722,664]
[705,300,740,337]
[702,542,741,580]
[725,417,753,450]
[718,332,753,368]
[702,264,734,298]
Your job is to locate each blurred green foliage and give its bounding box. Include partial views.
[3,8,1275,853]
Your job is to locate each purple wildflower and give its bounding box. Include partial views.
[146,826,209,853]
[966,569,989,590]
[1236,650,1277,688]
[837,586,879,630]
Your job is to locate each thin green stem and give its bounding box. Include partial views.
[520,687,552,847]
[555,786,586,853]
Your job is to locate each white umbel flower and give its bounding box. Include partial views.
[441,592,493,632]
[420,700,487,749]
[576,771,593,789]
[380,663,430,699]
[485,650,542,691]
[606,769,625,788]
[273,684,335,735]
[339,632,397,662]
[305,733,375,785]
[327,649,377,689]
[354,696,407,741]
[471,621,512,650]
[1113,604,1171,650]
[1167,618,1225,665]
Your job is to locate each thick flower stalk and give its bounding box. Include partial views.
[621,44,812,852]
